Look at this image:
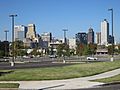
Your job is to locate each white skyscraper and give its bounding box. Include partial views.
[101,19,109,46]
[96,32,101,45]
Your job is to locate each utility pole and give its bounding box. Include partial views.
[9,14,17,66]
[62,29,68,44]
[4,30,9,58]
[4,30,9,41]
[62,29,68,63]
[108,8,114,61]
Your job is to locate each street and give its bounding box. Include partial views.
[0,61,74,70]
[0,55,120,70]
[80,83,120,90]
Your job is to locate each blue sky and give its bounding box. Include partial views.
[0,0,120,42]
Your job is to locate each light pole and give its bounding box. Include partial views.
[108,8,114,61]
[4,30,9,41]
[4,30,9,58]
[9,14,17,66]
[62,29,68,44]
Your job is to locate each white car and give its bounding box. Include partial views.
[49,55,57,58]
[87,57,98,60]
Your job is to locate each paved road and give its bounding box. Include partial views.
[1,55,116,63]
[80,84,120,90]
[0,61,74,70]
[0,55,112,70]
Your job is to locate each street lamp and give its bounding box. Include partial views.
[63,49,66,63]
[108,8,114,61]
[9,14,17,66]
[4,30,9,41]
[4,30,9,58]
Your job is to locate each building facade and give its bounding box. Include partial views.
[68,38,76,49]
[14,25,27,41]
[96,32,101,45]
[75,32,87,45]
[26,24,36,40]
[87,27,94,44]
[108,35,114,44]
[41,32,52,42]
[101,19,109,46]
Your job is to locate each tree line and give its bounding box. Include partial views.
[0,40,120,58]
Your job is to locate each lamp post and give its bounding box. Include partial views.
[9,14,17,66]
[108,8,114,61]
[4,30,9,41]
[63,49,66,63]
[62,29,68,44]
[4,30,9,58]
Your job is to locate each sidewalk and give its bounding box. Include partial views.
[1,68,120,89]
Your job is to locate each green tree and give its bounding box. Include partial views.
[30,49,41,57]
[17,49,27,56]
[76,44,84,56]
[108,45,114,55]
[83,45,92,55]
[0,50,4,57]
[88,43,97,55]
[64,44,70,57]
[70,49,75,55]
[10,40,27,57]
[118,44,120,54]
[57,44,70,57]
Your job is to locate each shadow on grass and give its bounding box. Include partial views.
[0,71,14,76]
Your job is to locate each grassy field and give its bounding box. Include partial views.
[0,61,120,81]
[94,74,120,83]
[0,83,19,88]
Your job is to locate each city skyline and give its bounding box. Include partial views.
[0,0,120,42]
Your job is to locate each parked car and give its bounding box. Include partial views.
[23,56,30,59]
[87,57,98,60]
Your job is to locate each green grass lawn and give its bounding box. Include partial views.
[93,74,120,83]
[0,61,120,81]
[0,83,19,88]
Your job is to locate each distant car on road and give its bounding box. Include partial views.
[49,55,57,58]
[23,56,30,59]
[87,57,98,60]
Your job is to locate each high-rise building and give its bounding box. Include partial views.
[26,24,36,40]
[96,32,101,45]
[75,32,87,45]
[41,32,52,42]
[101,19,109,45]
[87,27,94,44]
[14,25,27,41]
[108,35,114,44]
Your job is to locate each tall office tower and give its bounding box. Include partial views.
[87,27,94,44]
[96,32,101,45]
[101,19,109,46]
[26,24,36,40]
[108,35,114,44]
[41,32,52,42]
[75,32,87,45]
[14,25,27,41]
